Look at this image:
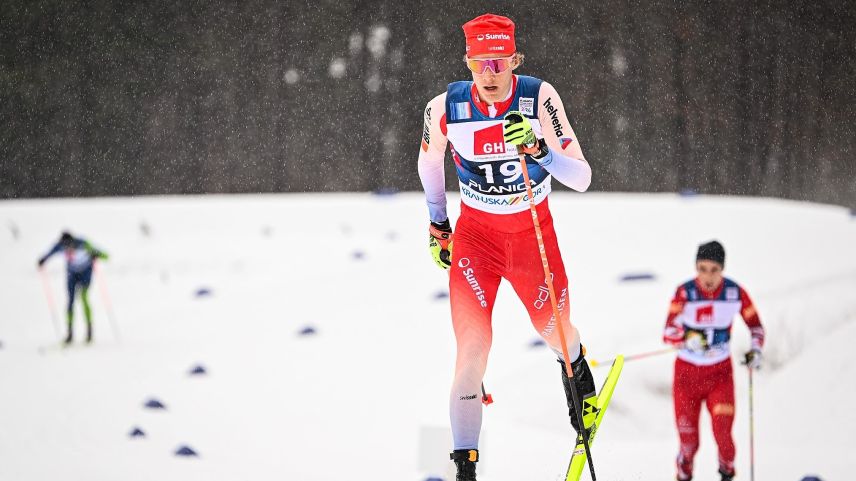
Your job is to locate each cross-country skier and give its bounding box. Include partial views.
[417,13,595,480]
[663,241,765,481]
[38,231,108,344]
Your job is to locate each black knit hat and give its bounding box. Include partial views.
[697,240,725,267]
[59,231,73,246]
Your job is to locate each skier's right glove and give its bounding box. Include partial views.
[428,219,453,270]
[683,330,708,354]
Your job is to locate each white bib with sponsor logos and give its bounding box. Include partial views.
[445,76,551,215]
[675,281,743,366]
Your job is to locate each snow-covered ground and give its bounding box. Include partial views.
[1,192,854,481]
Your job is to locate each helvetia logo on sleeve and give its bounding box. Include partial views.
[543,97,565,137]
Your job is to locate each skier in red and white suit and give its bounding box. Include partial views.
[663,241,765,481]
[418,13,595,480]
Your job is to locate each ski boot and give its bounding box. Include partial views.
[86,323,93,343]
[558,346,597,433]
[676,453,693,481]
[718,468,735,481]
[450,449,478,481]
[63,330,73,345]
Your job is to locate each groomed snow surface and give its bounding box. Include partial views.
[1,193,854,481]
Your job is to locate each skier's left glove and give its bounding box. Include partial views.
[503,111,550,162]
[743,348,762,370]
[503,111,536,146]
[428,219,453,270]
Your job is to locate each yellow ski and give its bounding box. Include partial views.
[565,355,624,481]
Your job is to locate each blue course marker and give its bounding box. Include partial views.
[144,398,166,409]
[189,364,207,376]
[299,326,317,336]
[175,445,199,457]
[619,272,657,282]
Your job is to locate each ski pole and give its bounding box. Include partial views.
[93,263,121,342]
[747,364,755,481]
[37,267,62,340]
[590,347,676,367]
[515,146,596,481]
[481,383,493,405]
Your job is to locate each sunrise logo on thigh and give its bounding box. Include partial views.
[458,258,488,308]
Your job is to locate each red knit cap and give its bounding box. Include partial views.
[462,13,516,58]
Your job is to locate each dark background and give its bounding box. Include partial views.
[2,0,854,206]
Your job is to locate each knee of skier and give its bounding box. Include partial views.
[711,403,735,417]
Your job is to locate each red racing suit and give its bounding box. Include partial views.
[663,278,765,479]
[418,75,591,450]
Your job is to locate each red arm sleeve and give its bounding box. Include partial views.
[663,286,687,345]
[739,287,765,350]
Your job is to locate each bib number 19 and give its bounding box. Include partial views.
[476,160,523,185]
